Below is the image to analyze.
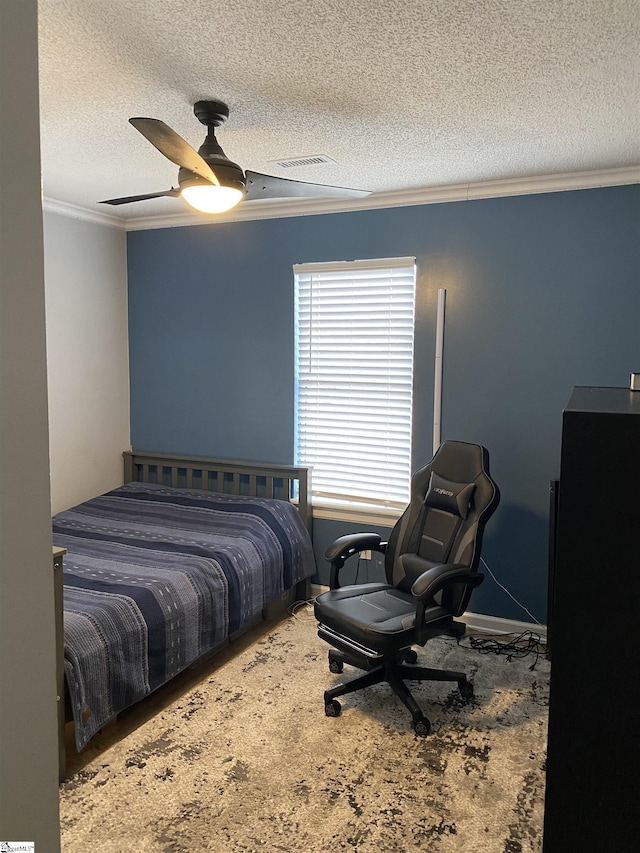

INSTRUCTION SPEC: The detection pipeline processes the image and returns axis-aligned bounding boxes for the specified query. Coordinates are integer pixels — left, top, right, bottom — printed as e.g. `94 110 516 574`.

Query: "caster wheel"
325 699 342 718
459 680 474 701
329 659 344 674
404 649 418 664
413 715 431 736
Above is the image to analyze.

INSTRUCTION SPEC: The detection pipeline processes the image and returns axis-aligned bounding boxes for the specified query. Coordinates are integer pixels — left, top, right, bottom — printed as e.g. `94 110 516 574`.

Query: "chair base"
324 648 474 735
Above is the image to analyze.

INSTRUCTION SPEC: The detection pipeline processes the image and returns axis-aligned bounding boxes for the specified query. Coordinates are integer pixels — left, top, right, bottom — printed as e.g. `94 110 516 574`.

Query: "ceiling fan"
100 100 370 214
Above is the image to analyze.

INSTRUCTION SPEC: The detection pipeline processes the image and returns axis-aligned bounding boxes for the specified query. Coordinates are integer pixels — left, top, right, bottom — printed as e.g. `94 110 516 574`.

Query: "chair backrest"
385 440 500 615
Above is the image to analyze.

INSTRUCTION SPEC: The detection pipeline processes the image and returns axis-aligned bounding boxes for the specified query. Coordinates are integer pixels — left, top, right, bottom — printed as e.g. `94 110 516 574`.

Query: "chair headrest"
424 471 476 519
412 440 497 518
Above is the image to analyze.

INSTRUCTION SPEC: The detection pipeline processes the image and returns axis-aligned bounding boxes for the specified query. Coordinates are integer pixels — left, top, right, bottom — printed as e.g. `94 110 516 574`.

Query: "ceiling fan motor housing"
180 102 246 192
178 158 245 192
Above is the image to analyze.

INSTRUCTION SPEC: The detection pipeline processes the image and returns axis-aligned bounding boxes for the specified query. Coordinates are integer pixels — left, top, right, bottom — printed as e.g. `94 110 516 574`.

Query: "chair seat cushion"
314 583 449 655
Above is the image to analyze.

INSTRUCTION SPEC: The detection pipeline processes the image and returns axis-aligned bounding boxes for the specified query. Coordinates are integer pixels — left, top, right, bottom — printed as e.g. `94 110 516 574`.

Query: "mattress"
53 482 315 749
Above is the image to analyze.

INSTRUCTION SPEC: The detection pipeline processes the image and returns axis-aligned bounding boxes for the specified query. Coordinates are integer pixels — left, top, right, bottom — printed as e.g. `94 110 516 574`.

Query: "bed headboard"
123 450 312 532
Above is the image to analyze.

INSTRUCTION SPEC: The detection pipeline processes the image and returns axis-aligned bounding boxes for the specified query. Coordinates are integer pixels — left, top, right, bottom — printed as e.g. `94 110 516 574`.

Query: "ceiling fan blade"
99 188 181 205
245 171 370 201
129 118 219 185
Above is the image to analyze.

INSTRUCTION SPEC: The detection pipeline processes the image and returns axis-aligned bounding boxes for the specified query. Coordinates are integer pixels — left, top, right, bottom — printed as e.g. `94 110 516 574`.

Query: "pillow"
425 471 476 520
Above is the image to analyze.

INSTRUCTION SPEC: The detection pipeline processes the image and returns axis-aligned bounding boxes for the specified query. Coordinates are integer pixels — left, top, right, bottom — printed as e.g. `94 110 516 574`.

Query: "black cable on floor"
460 630 546 671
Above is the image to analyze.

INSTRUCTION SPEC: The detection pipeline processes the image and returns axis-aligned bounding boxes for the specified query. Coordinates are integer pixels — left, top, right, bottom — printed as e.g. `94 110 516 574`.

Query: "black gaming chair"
314 440 500 735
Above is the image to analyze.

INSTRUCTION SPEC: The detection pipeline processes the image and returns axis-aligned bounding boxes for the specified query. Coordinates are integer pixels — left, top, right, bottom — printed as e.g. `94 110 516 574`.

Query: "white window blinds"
294 257 416 509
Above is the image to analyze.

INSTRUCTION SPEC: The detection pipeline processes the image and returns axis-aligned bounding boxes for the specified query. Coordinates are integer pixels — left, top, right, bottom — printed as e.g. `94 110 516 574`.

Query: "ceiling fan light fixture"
180 180 244 214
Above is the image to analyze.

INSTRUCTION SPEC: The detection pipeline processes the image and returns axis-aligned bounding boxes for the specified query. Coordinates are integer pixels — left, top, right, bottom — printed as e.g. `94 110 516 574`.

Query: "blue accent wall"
127 184 640 622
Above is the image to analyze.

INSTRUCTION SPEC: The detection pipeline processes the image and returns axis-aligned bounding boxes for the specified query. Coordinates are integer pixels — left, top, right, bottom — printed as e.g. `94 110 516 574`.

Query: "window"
294 257 416 515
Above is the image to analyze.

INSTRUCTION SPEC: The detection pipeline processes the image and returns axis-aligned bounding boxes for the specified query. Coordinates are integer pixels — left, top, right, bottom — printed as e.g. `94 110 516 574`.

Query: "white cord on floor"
288 599 316 620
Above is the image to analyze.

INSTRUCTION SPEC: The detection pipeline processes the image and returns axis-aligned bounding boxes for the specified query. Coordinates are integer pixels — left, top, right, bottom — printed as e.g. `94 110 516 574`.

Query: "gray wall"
0 1 61 848
44 211 130 513
127 185 640 625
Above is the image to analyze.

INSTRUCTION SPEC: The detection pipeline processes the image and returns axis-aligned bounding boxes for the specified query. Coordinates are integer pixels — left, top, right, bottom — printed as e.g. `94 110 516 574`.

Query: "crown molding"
43 166 640 232
42 197 126 229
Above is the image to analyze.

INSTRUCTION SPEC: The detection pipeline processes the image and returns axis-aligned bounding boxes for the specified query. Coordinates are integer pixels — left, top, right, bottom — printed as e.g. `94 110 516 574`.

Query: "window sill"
312 500 400 527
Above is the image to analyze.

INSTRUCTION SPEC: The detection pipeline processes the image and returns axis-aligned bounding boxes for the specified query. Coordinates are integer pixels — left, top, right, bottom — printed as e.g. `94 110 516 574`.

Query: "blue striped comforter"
53 482 315 750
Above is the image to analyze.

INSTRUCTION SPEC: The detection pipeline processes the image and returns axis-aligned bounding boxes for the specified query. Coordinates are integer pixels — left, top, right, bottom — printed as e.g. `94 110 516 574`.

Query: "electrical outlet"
361 550 372 560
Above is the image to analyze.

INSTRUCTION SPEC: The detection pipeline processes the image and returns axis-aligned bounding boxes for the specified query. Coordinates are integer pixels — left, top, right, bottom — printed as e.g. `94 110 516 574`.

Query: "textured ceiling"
37 0 640 222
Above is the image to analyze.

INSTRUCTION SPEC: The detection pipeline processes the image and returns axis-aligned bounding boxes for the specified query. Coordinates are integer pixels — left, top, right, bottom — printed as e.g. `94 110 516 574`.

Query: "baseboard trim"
460 611 547 642
310 584 547 642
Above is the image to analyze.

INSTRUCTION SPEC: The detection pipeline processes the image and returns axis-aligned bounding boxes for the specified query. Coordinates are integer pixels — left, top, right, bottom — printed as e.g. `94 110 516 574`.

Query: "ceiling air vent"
267 154 337 169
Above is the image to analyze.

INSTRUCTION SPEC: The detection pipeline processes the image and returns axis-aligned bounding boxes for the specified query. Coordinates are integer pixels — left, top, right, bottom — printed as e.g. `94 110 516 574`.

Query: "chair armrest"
403 556 483 644
402 554 483 602
325 533 385 563
325 533 387 589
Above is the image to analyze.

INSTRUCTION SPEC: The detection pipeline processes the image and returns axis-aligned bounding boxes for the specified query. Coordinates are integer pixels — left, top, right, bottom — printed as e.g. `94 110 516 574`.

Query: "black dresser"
543 386 640 852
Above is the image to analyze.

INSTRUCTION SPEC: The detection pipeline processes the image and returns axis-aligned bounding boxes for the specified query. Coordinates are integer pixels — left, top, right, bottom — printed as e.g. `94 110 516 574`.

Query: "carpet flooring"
59 606 549 852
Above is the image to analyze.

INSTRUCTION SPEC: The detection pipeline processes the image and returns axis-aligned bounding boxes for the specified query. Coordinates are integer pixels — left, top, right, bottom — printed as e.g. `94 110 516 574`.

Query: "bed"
53 450 314 778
